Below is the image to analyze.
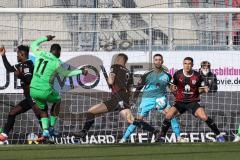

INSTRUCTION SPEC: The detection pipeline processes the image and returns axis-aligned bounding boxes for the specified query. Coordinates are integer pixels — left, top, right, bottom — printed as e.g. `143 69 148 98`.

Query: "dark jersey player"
157 57 225 142
76 53 156 139
0 45 41 143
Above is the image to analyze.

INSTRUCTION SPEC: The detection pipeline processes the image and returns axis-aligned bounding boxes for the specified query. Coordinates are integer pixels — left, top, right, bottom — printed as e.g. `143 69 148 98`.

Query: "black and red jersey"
110 64 133 93
2 55 34 97
170 69 205 103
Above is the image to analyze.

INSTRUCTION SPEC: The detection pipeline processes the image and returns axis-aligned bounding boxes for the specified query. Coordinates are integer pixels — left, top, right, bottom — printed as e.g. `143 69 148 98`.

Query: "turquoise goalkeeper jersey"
140 70 172 98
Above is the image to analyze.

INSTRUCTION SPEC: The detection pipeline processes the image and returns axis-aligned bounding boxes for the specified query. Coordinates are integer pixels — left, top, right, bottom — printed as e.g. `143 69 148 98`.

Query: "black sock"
205 118 220 135
133 119 156 133
3 115 16 135
160 119 171 137
82 112 95 132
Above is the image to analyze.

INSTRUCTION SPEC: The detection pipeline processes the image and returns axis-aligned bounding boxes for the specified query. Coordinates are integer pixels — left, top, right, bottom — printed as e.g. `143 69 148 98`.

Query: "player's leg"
0 99 33 142
158 103 181 142
31 104 42 129
0 105 24 141
120 98 158 143
75 103 108 138
156 96 182 142
134 98 158 133
47 90 61 136
193 104 225 142
119 108 136 143
162 107 183 142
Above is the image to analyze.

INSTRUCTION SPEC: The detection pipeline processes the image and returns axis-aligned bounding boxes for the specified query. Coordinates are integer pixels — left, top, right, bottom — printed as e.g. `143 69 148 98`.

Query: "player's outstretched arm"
0 47 16 72
30 35 55 57
57 65 87 77
108 72 115 86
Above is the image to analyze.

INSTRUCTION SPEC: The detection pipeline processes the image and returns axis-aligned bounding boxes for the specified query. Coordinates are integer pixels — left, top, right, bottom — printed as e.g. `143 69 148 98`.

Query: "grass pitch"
0 143 239 160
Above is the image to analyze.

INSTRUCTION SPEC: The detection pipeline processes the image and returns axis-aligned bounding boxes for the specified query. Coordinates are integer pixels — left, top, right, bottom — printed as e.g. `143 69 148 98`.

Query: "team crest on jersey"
192 80 196 85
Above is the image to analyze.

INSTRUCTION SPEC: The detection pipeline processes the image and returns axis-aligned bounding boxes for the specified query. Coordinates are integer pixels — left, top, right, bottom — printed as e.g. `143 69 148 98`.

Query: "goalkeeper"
30 35 87 142
119 54 183 143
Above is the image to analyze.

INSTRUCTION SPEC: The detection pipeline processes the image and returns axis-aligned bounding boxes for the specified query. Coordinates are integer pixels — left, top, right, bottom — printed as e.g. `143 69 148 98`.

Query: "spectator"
199 61 218 92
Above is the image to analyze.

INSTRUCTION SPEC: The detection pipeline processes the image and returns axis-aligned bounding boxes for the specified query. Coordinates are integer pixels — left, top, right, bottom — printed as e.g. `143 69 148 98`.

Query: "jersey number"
36 58 48 75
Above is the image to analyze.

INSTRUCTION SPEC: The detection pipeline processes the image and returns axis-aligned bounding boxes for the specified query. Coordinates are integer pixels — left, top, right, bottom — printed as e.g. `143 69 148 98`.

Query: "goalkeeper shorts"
30 87 61 109
138 96 170 117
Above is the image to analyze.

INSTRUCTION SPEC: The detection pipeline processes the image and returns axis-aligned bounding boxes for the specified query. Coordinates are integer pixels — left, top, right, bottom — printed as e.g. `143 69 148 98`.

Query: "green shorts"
30 87 61 109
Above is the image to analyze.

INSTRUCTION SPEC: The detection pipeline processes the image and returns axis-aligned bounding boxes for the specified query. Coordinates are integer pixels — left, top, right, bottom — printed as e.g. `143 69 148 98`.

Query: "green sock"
238 125 240 136
41 118 49 130
50 116 57 127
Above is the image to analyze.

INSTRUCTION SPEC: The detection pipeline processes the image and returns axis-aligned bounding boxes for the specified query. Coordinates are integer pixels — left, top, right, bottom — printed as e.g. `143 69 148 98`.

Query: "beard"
154 64 162 69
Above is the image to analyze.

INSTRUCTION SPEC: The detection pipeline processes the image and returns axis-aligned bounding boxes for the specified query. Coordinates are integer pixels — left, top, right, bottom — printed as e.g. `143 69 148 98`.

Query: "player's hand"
14 68 23 76
199 86 209 93
0 46 6 56
204 86 209 93
46 35 55 41
82 68 88 76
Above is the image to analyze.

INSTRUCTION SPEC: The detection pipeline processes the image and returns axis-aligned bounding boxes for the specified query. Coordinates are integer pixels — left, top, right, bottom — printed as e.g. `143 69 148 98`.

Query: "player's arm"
22 61 34 85
0 47 18 72
30 35 55 57
56 65 87 77
133 74 147 100
169 72 178 92
107 65 117 86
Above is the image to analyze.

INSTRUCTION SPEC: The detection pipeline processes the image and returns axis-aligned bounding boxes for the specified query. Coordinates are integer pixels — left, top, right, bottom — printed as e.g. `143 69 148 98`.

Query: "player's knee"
126 114 134 124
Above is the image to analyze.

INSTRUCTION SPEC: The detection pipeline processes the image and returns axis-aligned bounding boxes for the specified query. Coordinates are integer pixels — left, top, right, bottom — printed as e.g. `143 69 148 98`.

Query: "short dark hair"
184 57 194 64
50 44 61 52
153 54 163 59
117 53 128 63
17 45 29 57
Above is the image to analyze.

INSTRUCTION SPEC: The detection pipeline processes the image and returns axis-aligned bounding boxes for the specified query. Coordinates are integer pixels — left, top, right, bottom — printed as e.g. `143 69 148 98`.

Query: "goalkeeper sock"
41 117 49 130
237 125 240 136
50 116 57 127
161 119 171 137
171 117 180 138
123 124 137 141
83 112 95 132
205 118 220 135
3 115 15 135
133 119 156 133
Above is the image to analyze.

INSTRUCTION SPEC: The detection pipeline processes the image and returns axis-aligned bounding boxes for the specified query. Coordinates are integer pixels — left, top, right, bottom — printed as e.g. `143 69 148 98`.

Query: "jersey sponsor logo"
183 84 193 94
24 68 30 73
192 80 196 85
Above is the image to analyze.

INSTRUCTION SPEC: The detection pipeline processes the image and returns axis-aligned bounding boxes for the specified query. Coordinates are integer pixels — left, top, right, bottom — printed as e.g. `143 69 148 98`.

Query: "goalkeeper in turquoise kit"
30 35 87 142
119 54 184 143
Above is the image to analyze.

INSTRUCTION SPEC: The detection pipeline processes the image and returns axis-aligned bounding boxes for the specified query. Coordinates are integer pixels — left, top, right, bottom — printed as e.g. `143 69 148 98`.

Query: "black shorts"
103 91 130 112
17 96 36 112
173 101 202 115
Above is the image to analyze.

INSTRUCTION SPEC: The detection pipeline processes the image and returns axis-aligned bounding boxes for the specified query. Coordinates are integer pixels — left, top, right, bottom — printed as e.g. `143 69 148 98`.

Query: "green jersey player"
30 35 87 142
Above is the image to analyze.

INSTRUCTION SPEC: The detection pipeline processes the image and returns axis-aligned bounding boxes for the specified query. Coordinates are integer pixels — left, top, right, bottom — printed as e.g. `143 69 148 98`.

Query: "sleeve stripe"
24 73 32 76
13 65 18 71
